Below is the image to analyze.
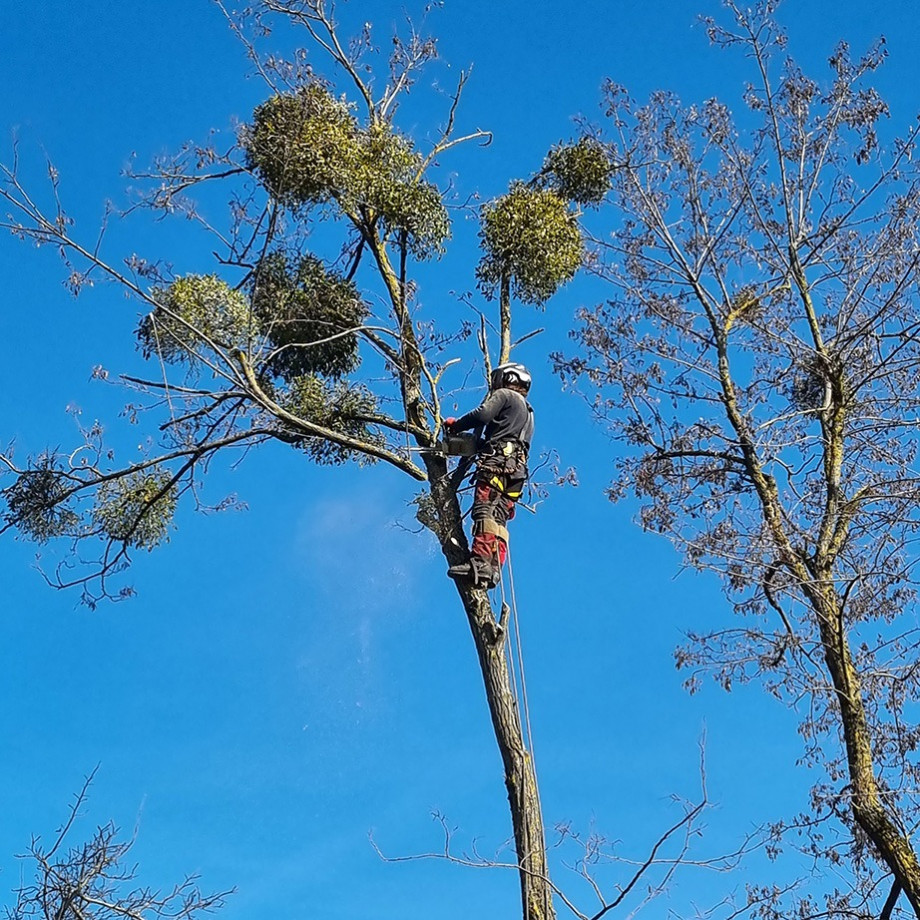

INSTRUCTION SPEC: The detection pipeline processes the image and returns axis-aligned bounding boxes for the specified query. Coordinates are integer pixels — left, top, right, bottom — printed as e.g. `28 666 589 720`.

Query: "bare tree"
7 773 229 920
370 753 749 920
557 1 920 916
0 3 619 918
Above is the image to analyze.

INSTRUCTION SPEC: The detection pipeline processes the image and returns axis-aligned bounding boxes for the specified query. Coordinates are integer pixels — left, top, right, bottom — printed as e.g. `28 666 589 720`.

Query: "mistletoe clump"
3 458 79 543
247 89 449 258
246 84 359 206
139 274 253 364
544 137 613 207
281 375 384 465
346 125 449 258
477 184 583 305
251 252 368 381
92 469 177 549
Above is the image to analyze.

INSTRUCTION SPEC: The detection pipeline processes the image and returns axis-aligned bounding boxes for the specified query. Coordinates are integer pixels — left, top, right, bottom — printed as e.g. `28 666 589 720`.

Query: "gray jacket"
452 388 534 451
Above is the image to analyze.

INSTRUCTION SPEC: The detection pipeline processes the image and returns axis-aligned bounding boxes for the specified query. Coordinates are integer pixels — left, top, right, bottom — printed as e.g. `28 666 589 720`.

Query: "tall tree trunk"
815 592 920 915
465 597 553 920
427 459 556 920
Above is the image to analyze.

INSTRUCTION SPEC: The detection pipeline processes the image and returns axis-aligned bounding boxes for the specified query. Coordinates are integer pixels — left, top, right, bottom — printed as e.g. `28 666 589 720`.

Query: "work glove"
443 417 457 430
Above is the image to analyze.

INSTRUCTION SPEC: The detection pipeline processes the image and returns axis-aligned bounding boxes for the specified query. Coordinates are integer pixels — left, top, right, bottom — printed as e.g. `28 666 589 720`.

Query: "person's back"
453 386 534 452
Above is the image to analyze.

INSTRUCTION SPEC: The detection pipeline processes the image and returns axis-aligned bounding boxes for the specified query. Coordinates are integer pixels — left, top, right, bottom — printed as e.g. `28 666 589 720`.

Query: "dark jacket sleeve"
452 392 505 432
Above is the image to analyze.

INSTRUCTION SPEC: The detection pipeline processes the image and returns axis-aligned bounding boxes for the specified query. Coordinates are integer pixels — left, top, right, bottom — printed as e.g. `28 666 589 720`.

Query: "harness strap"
474 519 510 542
481 438 528 456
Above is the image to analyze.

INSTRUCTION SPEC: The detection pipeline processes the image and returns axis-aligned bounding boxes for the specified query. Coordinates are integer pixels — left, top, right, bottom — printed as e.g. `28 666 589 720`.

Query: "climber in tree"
444 362 534 589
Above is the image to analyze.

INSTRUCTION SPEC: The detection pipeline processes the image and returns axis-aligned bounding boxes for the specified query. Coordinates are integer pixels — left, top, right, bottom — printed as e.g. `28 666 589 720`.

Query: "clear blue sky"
2 3 919 918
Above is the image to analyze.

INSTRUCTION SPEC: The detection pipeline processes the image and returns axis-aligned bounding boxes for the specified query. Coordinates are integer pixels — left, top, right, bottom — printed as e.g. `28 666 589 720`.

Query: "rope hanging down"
498 550 550 919
497 550 545 827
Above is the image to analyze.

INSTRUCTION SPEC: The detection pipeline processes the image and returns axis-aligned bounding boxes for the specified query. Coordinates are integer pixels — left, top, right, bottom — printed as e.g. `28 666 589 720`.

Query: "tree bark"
468 598 553 920
499 271 512 365
813 592 920 915
427 459 556 920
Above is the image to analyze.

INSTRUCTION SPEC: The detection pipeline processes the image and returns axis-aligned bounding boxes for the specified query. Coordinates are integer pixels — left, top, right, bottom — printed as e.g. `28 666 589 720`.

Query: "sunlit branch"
234 349 427 479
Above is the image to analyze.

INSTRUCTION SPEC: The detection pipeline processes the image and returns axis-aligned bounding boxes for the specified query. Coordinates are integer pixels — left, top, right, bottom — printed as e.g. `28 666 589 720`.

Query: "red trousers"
470 480 517 567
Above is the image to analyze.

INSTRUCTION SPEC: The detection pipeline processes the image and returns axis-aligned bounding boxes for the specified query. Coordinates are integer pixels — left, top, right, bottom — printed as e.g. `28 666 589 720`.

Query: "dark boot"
448 562 474 581
448 557 500 589
478 563 501 590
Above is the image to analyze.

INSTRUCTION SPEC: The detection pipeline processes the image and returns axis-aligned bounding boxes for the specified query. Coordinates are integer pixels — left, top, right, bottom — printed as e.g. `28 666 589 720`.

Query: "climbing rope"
505 548 543 808
506 547 538 775
500 547 550 918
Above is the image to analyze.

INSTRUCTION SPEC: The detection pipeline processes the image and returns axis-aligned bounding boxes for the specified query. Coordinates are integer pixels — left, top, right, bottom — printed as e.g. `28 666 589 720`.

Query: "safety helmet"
490 362 532 394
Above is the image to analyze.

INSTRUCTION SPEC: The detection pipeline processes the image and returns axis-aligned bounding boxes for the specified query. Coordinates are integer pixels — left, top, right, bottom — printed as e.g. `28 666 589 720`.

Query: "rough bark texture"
427 458 555 920
468 597 552 920
815 594 920 914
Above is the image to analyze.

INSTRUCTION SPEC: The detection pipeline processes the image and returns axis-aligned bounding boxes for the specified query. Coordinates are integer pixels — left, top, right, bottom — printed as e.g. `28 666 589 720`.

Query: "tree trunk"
815 593 920 915
461 586 553 920
427 460 556 920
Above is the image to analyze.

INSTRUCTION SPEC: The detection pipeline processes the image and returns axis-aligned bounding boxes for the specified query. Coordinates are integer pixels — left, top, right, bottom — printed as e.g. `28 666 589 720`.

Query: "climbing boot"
470 556 500 589
448 558 500 589
448 562 474 581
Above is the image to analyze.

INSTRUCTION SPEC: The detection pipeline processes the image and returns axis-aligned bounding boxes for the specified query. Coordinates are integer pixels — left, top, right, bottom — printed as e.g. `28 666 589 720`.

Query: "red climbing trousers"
469 443 527 581
470 478 517 567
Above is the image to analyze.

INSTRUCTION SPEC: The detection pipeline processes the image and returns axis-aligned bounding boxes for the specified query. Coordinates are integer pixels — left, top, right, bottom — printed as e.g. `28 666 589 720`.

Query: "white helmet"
490 362 532 394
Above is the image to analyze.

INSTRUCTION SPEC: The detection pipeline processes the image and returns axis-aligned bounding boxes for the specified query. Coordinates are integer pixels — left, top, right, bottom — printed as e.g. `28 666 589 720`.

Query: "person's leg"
449 477 505 587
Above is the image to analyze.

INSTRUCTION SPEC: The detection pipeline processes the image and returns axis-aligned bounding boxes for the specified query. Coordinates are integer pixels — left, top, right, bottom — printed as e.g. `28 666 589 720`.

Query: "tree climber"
443 362 534 589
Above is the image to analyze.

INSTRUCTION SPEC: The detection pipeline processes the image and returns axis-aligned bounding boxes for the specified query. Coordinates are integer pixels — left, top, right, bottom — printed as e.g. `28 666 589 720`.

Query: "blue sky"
2 2 920 918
